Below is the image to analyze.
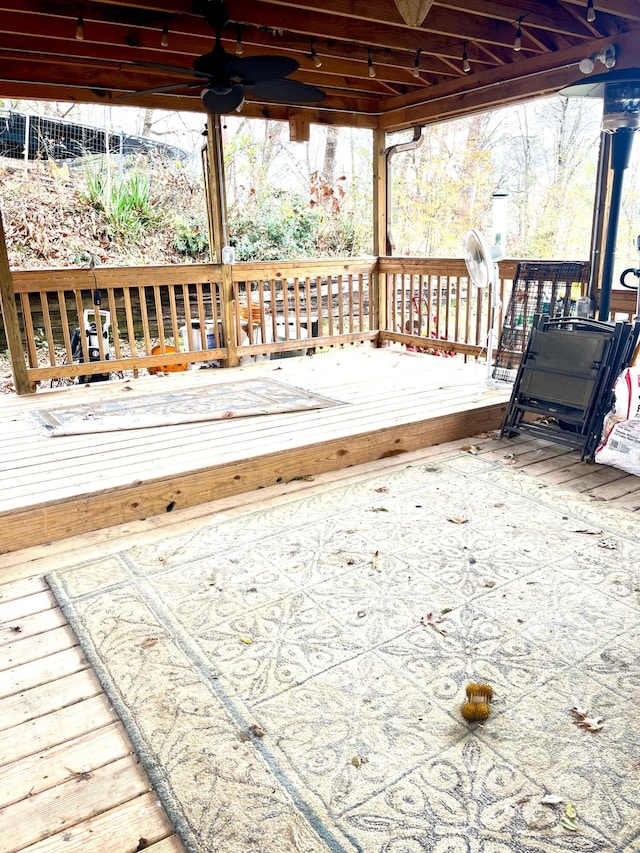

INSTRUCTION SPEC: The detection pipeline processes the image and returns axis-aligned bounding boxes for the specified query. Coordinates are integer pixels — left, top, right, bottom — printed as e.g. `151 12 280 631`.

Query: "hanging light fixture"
75 7 84 40
412 48 421 78
161 19 169 48
368 48 376 78
462 42 471 74
310 38 322 68
513 17 523 52
235 27 243 55
586 0 596 22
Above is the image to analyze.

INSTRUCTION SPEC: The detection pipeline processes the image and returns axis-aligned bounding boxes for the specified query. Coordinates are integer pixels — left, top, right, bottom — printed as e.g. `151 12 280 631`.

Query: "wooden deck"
1 424 640 853
0 346 510 554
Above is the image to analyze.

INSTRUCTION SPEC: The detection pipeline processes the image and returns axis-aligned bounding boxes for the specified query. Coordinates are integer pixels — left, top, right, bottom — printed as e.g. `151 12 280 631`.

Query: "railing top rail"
233 257 377 280
11 263 223 292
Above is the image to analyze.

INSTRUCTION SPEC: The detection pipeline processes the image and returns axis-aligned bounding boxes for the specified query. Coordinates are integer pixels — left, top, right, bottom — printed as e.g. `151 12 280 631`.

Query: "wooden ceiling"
0 1 638 131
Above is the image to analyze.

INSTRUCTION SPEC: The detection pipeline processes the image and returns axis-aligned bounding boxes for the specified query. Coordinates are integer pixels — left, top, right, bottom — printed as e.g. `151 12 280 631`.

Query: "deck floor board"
0 349 510 547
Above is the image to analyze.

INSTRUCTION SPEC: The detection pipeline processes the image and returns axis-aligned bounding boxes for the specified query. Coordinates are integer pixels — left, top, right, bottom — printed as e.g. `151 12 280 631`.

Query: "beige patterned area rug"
46 453 640 853
29 377 341 435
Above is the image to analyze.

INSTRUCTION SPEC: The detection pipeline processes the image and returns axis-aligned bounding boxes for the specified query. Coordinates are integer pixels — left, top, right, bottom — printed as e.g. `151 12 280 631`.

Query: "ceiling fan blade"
118 80 203 100
201 83 244 114
248 78 326 104
225 55 299 83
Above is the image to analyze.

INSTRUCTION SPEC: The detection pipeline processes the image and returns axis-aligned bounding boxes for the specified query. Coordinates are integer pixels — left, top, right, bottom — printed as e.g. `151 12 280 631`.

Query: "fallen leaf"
565 803 577 819
370 506 389 512
371 550 380 571
420 612 447 635
249 723 265 738
598 539 617 550
541 794 564 805
447 516 469 525
569 705 590 719
140 636 158 648
560 816 578 832
574 716 604 732
374 486 389 493
461 444 481 455
240 637 253 645
572 528 602 535
351 755 361 768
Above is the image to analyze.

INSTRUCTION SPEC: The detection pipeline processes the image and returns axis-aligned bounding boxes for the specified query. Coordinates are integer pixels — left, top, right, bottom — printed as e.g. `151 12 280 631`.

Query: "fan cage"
493 262 589 382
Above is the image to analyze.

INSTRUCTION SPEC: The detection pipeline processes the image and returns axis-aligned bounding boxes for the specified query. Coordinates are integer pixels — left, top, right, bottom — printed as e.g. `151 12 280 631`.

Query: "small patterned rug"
28 377 341 435
46 452 640 853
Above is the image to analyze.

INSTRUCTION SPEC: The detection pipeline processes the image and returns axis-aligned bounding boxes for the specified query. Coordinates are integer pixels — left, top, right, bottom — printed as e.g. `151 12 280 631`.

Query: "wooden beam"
288 111 310 142
372 128 387 333
0 206 32 395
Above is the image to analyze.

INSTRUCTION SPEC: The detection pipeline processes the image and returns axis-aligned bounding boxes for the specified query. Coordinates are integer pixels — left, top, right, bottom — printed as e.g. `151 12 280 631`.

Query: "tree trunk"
323 126 339 184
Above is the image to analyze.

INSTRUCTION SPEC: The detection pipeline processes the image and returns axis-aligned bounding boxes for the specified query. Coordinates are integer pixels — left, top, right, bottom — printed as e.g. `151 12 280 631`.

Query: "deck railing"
378 257 519 357
4 256 637 393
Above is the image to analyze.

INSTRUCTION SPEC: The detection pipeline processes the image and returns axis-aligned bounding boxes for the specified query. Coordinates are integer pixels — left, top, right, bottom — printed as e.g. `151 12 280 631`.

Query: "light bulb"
514 25 522 52
235 30 243 55
586 0 596 22
309 39 322 68
75 11 84 40
161 21 169 48
462 43 470 74
368 50 376 78
579 56 595 74
412 49 421 77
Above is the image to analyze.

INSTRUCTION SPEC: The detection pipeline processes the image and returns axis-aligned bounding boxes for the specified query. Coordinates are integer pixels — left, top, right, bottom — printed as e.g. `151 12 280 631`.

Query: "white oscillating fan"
463 227 503 386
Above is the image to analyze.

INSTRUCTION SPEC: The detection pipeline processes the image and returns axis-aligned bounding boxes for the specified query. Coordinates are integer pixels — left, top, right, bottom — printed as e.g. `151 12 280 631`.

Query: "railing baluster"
151 284 165 350
123 287 138 356
138 286 152 355
57 291 73 364
40 292 56 366
168 285 180 350
294 276 302 339
107 288 122 360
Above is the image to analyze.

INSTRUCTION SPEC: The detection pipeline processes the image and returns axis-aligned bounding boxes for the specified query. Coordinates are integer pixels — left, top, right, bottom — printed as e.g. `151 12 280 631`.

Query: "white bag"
610 366 640 419
594 417 640 476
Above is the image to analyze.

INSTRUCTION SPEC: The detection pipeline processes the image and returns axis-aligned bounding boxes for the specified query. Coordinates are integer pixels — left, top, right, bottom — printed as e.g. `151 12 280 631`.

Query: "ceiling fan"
130 0 326 114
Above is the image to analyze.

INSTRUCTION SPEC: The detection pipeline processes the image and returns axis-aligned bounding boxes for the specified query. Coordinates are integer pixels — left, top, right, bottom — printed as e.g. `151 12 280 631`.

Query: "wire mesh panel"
493 262 589 382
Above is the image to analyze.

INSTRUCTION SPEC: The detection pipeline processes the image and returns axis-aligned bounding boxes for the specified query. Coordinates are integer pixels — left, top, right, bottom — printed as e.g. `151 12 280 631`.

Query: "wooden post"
221 263 239 367
288 112 310 143
372 127 388 338
0 207 33 394
204 116 239 367
205 114 227 264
